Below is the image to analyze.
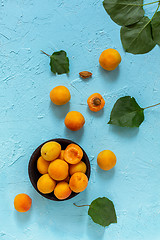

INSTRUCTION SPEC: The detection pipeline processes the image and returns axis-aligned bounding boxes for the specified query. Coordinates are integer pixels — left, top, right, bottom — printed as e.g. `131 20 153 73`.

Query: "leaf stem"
143 1 159 6
41 50 51 57
73 203 90 207
143 102 160 110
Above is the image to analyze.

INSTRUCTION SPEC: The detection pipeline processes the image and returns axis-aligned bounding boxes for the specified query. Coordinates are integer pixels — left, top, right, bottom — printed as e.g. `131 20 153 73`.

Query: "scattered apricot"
37 156 50 174
48 159 69 181
14 193 32 212
99 49 121 71
69 172 88 193
64 144 83 164
87 93 105 112
97 150 116 171
50 86 71 105
59 150 65 160
69 161 87 175
37 174 56 194
54 181 72 200
64 111 85 131
41 141 61 161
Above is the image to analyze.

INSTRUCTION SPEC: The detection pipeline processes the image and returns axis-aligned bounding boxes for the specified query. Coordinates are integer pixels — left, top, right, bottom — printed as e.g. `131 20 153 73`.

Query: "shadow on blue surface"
86 218 105 240
87 107 104 118
96 165 115 181
49 102 70 119
98 65 120 82
108 125 139 138
14 209 32 225
64 127 84 141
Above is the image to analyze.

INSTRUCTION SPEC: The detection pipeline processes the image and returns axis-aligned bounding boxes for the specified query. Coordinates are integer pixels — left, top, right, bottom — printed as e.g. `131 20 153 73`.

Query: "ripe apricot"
41 141 61 161
37 156 50 174
14 193 32 212
69 161 87 175
97 150 116 171
50 86 71 105
99 49 121 71
64 111 85 131
69 172 88 193
37 174 56 194
64 144 83 164
48 159 69 181
59 150 65 160
87 93 105 112
54 181 72 200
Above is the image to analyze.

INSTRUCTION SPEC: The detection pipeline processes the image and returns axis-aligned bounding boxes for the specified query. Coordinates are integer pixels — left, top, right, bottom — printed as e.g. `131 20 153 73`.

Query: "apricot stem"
41 50 51 57
93 98 101 106
73 203 90 207
143 102 160 110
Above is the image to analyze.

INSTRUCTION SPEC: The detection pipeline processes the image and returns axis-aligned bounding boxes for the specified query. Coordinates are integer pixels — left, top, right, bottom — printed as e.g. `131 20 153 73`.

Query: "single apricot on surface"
99 49 121 71
41 141 61 161
59 150 65 160
54 181 72 200
37 156 50 174
69 161 87 175
64 111 85 131
37 174 56 194
64 144 83 164
97 150 116 171
69 172 88 193
48 159 69 181
87 93 105 112
50 86 71 105
14 193 32 212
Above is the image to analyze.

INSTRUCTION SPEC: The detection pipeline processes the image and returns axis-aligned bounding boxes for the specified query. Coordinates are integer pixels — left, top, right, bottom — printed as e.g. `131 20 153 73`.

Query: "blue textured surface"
1 0 160 239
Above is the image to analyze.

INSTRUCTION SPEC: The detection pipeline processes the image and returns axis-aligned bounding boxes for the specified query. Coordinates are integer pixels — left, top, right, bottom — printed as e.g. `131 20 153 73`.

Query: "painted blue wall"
0 0 160 239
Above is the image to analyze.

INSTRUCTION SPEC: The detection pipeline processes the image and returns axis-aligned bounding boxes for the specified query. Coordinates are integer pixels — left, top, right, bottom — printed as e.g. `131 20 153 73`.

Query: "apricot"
48 159 69 181
64 111 85 131
97 150 116 171
59 150 65 160
69 161 87 175
54 181 72 200
41 141 61 161
14 193 32 212
87 93 105 112
37 174 56 194
64 144 83 164
99 49 121 71
37 156 50 174
50 86 71 105
69 172 88 193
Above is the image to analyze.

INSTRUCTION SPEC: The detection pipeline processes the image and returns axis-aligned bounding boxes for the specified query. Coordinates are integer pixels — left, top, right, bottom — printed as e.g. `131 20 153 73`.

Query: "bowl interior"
28 138 91 201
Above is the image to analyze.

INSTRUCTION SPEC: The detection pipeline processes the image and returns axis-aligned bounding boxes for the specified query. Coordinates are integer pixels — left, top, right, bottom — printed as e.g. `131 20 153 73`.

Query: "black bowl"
28 138 91 201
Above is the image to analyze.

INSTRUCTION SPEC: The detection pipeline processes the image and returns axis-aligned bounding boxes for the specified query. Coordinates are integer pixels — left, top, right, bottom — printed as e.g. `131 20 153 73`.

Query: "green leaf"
103 0 145 26
88 197 117 227
108 96 144 127
121 16 156 54
151 11 160 46
50 50 69 74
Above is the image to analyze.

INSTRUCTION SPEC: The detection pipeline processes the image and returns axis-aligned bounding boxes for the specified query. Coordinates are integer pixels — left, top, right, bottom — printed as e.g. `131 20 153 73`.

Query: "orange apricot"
37 156 50 174
54 181 72 200
48 159 69 181
99 49 121 71
50 86 71 105
64 111 85 131
37 174 56 194
87 93 105 112
69 172 88 193
59 150 65 160
64 144 83 164
41 141 61 161
69 161 87 175
97 150 116 171
14 193 32 212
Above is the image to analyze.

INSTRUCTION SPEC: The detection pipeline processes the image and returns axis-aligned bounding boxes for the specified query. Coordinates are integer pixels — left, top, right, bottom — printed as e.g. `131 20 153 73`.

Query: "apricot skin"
64 144 83 164
54 181 72 200
50 86 71 105
14 193 32 213
48 159 69 181
41 141 61 161
69 161 87 175
99 49 121 71
37 174 56 194
59 150 65 160
37 156 50 174
97 150 116 171
69 172 88 193
64 111 85 131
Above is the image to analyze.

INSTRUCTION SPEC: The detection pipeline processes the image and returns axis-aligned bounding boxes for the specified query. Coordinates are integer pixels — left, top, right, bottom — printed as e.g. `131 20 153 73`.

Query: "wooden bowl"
28 138 91 201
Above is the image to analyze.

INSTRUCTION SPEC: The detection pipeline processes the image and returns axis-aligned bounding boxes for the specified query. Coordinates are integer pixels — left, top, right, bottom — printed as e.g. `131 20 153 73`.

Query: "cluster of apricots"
36 141 88 200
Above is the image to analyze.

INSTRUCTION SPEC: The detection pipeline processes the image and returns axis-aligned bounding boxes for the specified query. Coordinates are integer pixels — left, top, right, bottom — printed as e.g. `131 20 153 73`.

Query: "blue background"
1 0 160 239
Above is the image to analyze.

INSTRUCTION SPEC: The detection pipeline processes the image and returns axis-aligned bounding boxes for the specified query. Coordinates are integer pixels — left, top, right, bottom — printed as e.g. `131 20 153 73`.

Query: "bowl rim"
28 138 91 201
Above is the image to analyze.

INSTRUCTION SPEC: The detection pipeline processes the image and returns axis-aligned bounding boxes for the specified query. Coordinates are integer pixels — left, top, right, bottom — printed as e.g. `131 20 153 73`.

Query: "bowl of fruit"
28 138 90 201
